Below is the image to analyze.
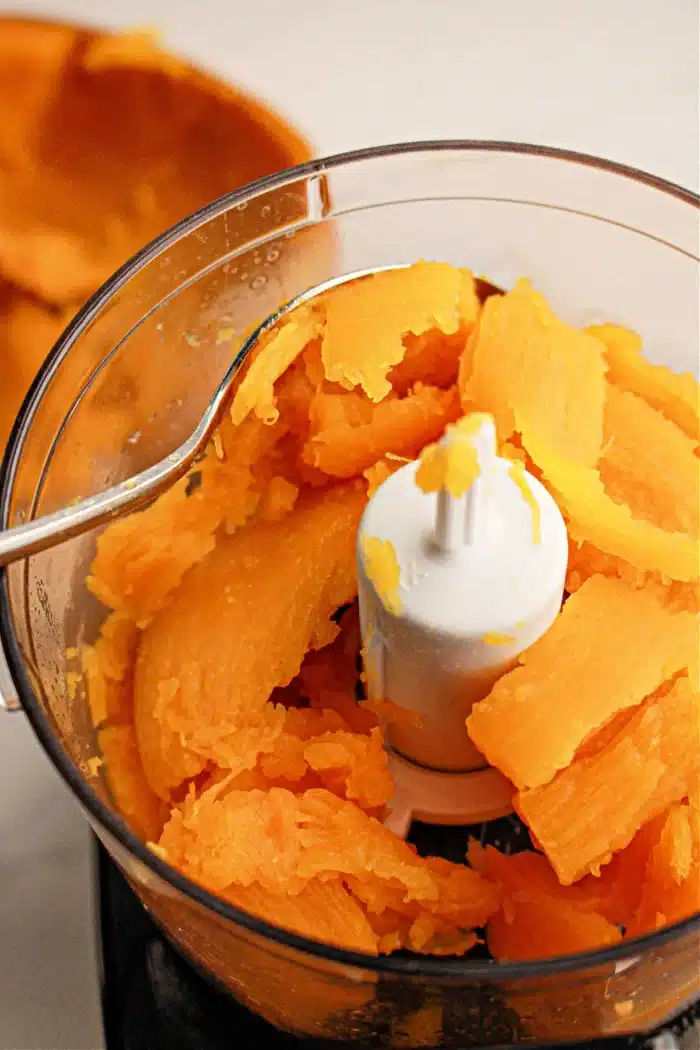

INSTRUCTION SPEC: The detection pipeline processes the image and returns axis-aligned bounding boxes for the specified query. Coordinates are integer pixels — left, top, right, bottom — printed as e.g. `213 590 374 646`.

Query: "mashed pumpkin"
84 263 700 961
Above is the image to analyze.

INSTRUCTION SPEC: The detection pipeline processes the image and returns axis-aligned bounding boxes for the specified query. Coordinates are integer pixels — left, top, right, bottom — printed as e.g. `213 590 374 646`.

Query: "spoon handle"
0 444 194 568
0 271 503 569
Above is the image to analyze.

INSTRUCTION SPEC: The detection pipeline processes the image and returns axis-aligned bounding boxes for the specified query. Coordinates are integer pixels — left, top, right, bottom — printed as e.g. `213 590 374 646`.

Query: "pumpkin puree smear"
82 262 699 962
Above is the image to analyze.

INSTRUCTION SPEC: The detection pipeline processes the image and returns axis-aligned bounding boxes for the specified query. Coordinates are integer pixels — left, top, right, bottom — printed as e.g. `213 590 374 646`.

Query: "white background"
0 2 698 1048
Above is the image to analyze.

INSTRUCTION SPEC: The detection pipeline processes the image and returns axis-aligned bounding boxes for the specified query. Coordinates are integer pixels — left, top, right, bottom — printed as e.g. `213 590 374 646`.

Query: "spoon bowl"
0 270 502 568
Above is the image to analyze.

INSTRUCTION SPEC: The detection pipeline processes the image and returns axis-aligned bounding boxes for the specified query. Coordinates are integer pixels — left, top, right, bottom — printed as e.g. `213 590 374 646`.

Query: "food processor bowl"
1 142 698 1048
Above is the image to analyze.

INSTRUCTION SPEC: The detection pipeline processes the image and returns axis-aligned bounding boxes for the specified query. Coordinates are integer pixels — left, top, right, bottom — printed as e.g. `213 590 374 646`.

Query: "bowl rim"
1 139 698 984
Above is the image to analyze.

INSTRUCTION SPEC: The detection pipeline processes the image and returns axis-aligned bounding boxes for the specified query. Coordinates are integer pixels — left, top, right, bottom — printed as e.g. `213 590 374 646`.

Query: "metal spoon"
0 268 501 568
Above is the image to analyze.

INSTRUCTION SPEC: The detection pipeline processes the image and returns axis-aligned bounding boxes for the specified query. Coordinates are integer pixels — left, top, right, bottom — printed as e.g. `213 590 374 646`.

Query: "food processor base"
95 837 699 1050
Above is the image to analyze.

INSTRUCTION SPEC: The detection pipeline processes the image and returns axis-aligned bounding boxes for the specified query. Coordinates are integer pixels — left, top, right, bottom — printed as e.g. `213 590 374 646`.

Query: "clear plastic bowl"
1 142 698 1047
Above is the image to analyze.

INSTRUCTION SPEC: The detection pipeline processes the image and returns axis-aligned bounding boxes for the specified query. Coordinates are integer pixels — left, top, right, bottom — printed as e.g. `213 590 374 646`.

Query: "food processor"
0 142 698 1048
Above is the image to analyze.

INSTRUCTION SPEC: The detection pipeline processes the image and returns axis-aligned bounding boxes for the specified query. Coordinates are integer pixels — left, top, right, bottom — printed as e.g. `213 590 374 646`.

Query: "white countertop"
1 2 698 1047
